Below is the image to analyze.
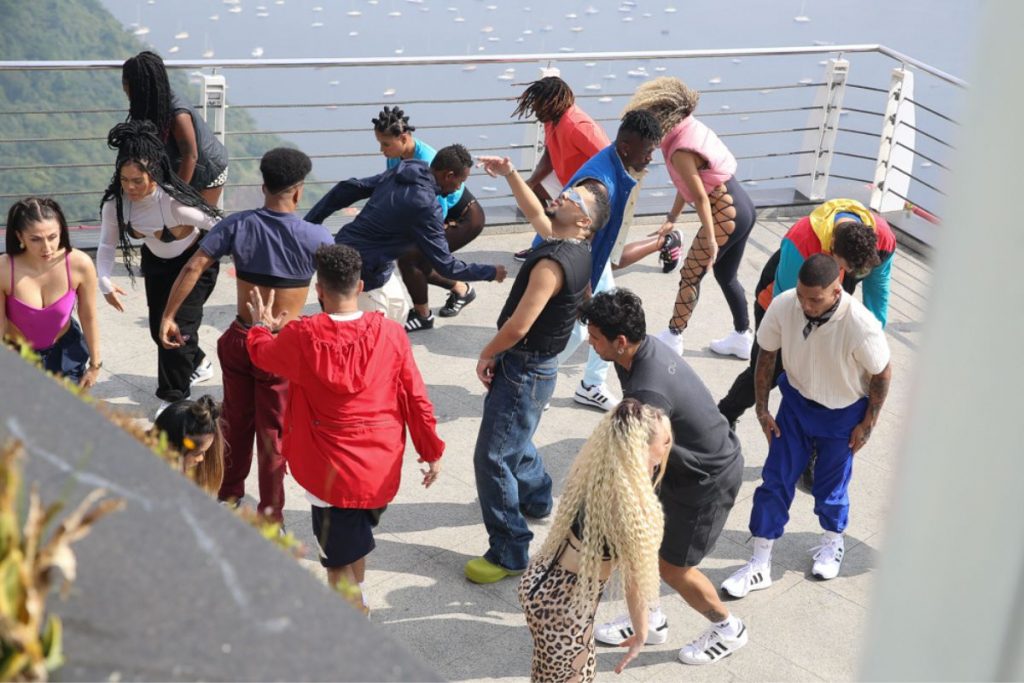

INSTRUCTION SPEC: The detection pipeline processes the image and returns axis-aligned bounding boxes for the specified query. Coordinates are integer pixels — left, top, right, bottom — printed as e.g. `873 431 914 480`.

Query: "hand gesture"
103 285 127 313
614 634 645 674
756 409 781 445
246 289 288 331
477 156 514 179
160 317 188 349
476 356 496 390
493 265 508 283
849 420 872 454
419 458 441 488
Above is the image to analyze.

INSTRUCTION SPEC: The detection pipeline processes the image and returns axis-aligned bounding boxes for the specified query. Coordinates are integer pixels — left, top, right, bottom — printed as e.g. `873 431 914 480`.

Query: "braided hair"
153 394 225 495
122 51 175 140
372 106 415 137
511 76 575 124
100 120 220 281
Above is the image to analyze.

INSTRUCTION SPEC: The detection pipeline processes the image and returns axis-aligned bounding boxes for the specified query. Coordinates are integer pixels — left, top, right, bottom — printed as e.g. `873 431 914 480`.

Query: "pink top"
661 116 737 203
5 253 77 350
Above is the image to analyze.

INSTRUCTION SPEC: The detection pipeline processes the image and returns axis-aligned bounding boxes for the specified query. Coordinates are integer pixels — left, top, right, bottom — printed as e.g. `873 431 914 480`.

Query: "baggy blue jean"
473 348 559 571
749 373 868 539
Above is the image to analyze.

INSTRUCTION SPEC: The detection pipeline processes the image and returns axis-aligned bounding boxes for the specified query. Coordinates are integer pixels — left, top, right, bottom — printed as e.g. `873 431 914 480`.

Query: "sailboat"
794 0 810 22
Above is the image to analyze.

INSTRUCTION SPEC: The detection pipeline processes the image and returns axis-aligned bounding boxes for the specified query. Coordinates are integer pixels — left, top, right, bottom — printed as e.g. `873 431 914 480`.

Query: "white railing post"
199 72 227 208
870 67 916 212
795 58 849 201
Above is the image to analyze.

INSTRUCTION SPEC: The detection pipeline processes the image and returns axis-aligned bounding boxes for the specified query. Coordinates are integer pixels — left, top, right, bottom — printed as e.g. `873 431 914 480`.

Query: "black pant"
141 242 219 401
713 176 757 332
718 249 782 425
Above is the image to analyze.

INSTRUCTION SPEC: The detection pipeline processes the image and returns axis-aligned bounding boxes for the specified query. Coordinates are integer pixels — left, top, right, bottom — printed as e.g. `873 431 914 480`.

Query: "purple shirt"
201 208 333 287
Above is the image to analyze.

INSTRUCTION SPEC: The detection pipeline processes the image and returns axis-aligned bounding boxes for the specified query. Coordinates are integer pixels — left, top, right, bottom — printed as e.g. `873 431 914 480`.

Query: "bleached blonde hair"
623 76 701 138
537 399 669 613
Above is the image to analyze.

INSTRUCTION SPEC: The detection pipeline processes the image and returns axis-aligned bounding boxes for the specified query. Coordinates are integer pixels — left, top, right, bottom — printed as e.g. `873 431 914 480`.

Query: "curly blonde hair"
537 399 669 613
623 77 701 138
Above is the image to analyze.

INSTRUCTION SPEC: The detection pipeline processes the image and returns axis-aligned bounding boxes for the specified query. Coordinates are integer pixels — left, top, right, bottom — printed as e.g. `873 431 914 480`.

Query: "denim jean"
473 348 559 571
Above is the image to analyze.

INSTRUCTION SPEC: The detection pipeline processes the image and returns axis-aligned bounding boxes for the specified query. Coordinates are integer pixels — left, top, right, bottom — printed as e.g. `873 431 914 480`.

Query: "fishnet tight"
669 184 738 332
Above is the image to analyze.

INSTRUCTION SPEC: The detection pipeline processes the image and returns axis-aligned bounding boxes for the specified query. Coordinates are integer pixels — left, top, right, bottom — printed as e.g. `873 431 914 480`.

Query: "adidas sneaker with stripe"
678 620 749 666
720 560 773 598
594 608 669 646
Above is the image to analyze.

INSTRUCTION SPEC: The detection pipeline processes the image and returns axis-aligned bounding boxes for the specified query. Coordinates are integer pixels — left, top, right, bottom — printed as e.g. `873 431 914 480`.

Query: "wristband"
88 360 103 371
253 321 272 330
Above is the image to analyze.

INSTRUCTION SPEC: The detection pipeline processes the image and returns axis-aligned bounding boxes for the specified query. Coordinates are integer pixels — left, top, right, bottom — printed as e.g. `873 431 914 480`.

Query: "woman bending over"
626 77 757 358
518 399 671 681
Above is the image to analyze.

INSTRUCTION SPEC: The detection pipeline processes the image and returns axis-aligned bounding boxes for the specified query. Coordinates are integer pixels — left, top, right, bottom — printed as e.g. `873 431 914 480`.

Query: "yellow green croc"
464 557 524 584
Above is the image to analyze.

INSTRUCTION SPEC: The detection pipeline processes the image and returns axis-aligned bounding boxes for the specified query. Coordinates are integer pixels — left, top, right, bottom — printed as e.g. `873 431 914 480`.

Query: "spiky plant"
0 440 124 681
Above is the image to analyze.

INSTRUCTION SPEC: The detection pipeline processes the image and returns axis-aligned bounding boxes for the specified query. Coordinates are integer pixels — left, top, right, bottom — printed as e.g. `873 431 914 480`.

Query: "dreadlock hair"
372 106 415 137
122 51 175 140
833 221 882 274
537 398 668 614
5 197 71 256
511 76 575 124
100 120 220 281
153 394 225 496
619 109 663 144
623 76 701 137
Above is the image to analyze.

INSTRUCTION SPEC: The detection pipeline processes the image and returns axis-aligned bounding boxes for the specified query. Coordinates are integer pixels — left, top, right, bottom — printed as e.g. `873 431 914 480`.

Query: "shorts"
444 188 477 225
38 317 90 384
357 269 411 323
310 505 386 568
659 455 743 567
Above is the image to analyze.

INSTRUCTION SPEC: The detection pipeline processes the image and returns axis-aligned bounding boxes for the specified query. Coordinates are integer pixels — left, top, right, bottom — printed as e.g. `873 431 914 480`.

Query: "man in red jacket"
246 244 444 612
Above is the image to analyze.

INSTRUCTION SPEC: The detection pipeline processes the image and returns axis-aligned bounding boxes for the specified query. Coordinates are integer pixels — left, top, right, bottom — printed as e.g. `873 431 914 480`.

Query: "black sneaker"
513 247 533 262
439 285 477 318
660 230 683 273
404 310 435 333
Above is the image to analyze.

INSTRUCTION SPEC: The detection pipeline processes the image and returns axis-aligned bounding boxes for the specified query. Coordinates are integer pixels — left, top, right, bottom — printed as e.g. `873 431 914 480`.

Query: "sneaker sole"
721 575 772 599
708 345 751 361
595 621 669 646
573 394 616 411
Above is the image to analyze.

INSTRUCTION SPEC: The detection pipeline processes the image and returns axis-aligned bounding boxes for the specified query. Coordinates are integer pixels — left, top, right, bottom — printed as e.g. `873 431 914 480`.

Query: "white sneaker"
594 608 669 646
721 560 773 598
654 328 684 356
811 533 845 580
189 359 214 386
709 329 754 360
678 620 749 666
573 382 620 411
154 400 173 420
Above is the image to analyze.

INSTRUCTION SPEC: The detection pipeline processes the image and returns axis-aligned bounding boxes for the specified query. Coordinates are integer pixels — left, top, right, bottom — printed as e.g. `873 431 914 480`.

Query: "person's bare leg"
616 235 665 269
659 558 731 622
201 185 224 208
327 557 368 612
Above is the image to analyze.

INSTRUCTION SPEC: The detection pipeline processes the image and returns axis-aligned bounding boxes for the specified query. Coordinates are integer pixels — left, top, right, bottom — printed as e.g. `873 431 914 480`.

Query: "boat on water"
168 45 179 53
174 31 189 39
709 76 722 84
202 49 214 57
627 68 649 78
347 10 362 16
598 96 612 103
462 65 477 72
252 47 264 57
584 83 601 91
311 20 323 27
133 26 150 36
228 6 241 13
383 88 396 97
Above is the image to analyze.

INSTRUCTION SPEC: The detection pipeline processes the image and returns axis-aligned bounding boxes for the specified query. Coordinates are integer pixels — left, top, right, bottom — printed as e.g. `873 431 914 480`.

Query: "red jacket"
247 311 444 508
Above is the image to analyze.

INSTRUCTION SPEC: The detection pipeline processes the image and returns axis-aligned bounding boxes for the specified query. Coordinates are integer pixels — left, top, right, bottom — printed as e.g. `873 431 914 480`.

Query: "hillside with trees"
0 0 299 229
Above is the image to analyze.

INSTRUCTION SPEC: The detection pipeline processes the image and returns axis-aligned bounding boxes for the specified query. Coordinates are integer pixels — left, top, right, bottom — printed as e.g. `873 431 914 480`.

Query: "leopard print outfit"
518 553 608 683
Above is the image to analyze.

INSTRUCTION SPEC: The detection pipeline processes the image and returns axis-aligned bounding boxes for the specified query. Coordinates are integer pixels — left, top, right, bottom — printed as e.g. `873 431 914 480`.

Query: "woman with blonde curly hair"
625 77 757 360
518 398 672 681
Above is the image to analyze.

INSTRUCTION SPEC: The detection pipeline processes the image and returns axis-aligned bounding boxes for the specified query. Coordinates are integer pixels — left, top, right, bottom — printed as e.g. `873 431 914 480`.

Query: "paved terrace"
89 212 929 682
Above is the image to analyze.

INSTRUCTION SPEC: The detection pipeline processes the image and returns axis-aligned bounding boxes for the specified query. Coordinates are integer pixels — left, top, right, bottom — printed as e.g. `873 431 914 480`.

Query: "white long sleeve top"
97 186 218 294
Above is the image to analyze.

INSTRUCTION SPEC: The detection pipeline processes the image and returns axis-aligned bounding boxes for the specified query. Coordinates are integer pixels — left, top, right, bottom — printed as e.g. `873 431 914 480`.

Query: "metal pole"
795 58 849 201
199 72 227 209
869 67 916 212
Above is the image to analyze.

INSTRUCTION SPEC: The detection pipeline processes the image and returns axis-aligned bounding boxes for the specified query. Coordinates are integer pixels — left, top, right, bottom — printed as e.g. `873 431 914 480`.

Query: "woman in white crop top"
98 121 221 414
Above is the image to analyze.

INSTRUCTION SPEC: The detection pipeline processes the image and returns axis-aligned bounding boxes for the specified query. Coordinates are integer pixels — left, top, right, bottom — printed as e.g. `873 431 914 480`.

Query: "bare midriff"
234 279 312 327
556 532 615 579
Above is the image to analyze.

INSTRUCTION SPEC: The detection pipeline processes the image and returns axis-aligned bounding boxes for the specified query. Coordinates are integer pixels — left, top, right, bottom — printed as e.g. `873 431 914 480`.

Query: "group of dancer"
0 50 898 681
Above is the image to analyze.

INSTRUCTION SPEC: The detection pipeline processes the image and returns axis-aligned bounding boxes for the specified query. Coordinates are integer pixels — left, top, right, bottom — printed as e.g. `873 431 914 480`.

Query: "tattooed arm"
754 347 781 444
849 362 892 453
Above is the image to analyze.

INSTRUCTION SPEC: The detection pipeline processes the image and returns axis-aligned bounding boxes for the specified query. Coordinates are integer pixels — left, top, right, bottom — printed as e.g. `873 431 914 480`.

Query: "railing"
0 44 966 244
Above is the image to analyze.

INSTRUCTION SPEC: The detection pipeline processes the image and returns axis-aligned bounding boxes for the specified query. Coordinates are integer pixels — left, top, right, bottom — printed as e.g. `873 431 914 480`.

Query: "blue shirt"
385 138 465 217
200 208 332 287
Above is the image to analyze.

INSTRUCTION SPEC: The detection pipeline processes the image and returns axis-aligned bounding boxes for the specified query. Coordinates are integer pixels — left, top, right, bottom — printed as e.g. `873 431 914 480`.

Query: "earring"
18 242 25 249
616 347 624 355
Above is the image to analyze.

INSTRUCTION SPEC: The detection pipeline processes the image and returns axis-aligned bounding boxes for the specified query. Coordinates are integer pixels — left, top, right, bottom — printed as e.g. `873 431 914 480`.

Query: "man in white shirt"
721 254 892 596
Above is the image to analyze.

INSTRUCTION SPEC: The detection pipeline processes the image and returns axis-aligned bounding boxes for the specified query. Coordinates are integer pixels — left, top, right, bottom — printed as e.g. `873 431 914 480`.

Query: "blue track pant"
749 373 868 539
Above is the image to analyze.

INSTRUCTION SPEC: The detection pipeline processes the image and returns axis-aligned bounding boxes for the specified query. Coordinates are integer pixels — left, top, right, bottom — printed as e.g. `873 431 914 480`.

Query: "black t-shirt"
616 337 742 503
497 239 591 356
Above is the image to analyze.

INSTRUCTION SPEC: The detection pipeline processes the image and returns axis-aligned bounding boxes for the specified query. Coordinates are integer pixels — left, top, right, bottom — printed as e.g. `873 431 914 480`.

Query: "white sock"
359 582 368 608
714 613 742 638
752 537 774 565
823 530 843 543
